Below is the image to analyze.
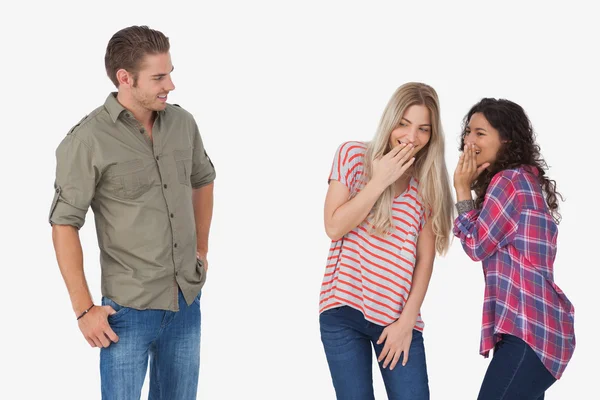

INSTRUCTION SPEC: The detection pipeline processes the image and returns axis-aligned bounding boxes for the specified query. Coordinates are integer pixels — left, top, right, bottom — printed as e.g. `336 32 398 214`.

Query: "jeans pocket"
196 257 207 289
323 305 345 315
102 296 132 322
410 329 425 346
193 290 202 305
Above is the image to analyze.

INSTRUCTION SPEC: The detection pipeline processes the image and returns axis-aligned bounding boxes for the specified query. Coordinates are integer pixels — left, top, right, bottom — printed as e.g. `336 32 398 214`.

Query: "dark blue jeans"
320 306 429 400
100 290 201 400
478 334 557 400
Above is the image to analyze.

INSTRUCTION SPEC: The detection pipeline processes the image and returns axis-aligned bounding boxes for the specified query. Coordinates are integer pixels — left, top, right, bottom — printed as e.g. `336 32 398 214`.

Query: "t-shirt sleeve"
328 142 365 193
419 205 432 232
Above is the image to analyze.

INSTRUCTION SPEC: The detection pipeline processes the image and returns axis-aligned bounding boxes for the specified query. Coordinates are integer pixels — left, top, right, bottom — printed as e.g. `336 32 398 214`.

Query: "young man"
50 25 215 399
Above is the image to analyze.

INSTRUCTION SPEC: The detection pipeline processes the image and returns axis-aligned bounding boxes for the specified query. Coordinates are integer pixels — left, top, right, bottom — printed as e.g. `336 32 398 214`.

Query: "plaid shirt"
453 166 575 379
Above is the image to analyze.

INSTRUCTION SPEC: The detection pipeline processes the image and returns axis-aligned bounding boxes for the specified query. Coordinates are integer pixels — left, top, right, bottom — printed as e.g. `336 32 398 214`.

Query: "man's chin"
151 102 168 111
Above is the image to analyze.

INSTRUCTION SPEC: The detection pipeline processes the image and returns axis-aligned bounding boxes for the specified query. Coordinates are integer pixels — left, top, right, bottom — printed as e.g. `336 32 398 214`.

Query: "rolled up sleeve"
190 121 216 189
452 175 521 261
49 135 97 229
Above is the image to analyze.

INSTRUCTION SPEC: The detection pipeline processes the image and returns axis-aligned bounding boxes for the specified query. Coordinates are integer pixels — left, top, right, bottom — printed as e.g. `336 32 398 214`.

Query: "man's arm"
52 224 118 348
189 117 215 267
193 182 214 269
50 133 117 347
52 224 93 317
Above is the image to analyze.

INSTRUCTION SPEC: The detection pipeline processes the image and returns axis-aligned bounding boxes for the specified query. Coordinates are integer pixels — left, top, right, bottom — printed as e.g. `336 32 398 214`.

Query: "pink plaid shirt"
453 166 575 379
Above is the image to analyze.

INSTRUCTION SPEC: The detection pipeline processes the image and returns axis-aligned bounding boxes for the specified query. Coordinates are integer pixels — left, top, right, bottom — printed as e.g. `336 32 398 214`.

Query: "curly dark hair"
459 98 563 223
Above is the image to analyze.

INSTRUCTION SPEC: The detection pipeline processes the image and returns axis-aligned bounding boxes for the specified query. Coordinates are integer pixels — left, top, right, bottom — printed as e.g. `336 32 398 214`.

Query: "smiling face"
463 112 503 167
116 52 176 115
129 52 175 112
388 104 432 156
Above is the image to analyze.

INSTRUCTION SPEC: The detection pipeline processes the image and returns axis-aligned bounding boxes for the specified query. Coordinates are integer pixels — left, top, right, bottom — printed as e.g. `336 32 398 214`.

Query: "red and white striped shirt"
319 141 427 329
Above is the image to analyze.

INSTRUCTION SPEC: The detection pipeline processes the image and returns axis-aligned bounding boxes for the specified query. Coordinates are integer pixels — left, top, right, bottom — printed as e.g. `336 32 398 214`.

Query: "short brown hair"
105 25 170 87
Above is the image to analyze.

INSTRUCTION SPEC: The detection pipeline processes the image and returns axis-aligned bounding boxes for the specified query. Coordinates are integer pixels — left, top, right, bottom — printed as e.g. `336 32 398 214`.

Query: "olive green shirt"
49 93 216 311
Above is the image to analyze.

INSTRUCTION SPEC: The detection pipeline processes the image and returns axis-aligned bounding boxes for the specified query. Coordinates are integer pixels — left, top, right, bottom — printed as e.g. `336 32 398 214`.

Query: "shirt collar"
104 92 127 123
522 164 540 177
104 92 166 123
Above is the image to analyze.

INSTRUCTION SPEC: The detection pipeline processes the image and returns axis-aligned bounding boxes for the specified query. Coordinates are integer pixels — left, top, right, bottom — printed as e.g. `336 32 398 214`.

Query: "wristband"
76 304 95 321
455 199 475 214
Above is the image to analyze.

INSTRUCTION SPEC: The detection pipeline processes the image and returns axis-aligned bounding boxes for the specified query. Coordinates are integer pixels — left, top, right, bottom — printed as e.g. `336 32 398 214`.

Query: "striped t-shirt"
319 141 427 329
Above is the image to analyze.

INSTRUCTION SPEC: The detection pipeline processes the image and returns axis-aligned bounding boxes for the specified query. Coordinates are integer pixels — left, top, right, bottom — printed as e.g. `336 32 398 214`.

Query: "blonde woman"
319 82 453 399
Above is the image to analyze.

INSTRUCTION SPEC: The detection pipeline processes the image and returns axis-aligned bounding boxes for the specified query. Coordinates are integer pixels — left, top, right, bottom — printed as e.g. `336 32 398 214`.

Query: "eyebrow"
466 126 487 132
151 66 175 78
402 117 431 127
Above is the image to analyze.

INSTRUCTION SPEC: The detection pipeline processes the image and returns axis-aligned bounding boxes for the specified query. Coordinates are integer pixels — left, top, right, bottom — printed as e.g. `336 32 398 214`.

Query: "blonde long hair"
364 83 453 255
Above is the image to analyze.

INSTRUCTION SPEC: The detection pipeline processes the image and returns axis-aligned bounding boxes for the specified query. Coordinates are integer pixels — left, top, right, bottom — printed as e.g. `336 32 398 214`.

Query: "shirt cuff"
191 169 216 189
453 209 478 238
49 188 87 229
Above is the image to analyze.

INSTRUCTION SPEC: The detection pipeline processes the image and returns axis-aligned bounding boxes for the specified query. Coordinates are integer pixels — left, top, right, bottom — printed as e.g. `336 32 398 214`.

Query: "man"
50 25 215 399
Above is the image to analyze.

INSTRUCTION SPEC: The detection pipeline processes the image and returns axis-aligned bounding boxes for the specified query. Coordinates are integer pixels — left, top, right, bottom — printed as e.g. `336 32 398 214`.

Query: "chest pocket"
103 159 152 200
174 149 192 186
398 223 419 269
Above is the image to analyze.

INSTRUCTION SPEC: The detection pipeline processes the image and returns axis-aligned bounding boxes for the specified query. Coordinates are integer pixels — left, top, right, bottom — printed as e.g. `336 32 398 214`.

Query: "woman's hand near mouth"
453 143 490 201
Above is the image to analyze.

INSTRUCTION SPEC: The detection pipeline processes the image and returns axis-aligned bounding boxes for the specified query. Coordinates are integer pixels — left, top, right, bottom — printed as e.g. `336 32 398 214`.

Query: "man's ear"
116 69 134 88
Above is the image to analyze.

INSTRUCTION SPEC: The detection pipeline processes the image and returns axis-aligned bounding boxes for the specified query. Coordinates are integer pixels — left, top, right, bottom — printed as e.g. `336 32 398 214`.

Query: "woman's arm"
376 218 435 370
453 175 521 261
400 218 435 324
453 144 521 261
324 179 386 240
324 143 416 240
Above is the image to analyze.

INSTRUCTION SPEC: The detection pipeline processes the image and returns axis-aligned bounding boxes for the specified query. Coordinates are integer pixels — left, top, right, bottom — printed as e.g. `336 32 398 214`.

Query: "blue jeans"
100 290 201 400
320 306 430 400
478 334 556 400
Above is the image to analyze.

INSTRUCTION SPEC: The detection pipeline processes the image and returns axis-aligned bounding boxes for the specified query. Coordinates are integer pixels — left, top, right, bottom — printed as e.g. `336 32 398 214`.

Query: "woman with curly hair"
453 98 575 399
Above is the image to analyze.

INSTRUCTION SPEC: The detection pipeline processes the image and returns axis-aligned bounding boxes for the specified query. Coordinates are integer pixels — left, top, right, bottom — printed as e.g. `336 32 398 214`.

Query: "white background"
1 1 598 399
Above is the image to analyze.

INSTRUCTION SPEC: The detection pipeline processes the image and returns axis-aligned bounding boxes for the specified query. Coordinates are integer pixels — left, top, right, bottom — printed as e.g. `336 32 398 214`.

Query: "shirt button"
164 184 167 189
170 213 174 218
140 129 144 134
125 113 130 118
174 243 178 248
55 188 60 193
156 156 160 161
467 234 472 238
